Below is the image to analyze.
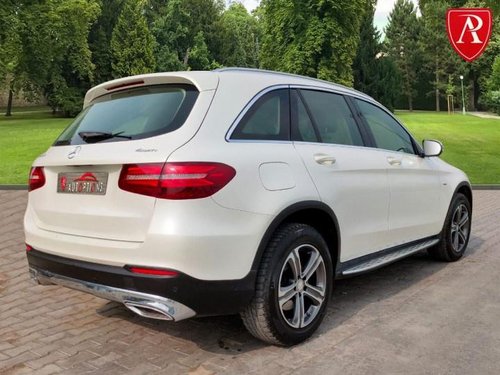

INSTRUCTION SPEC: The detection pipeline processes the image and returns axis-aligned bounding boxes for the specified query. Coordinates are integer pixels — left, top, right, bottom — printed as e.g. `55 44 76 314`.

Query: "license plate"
57 172 108 195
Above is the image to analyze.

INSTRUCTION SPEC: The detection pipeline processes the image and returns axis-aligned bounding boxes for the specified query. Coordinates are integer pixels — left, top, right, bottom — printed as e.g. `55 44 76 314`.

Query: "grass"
0 107 499 185
397 111 500 184
0 108 71 185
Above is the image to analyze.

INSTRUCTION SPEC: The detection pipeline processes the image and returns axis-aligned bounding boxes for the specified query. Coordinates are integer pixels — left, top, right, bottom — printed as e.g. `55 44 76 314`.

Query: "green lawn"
0 109 71 185
0 108 499 185
397 111 500 184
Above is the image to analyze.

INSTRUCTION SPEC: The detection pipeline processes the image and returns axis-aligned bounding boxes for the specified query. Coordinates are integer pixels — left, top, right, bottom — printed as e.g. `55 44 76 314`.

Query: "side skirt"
336 235 440 278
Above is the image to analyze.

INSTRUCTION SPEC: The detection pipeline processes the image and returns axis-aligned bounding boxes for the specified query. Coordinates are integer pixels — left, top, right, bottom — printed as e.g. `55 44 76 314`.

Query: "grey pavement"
1 190 499 374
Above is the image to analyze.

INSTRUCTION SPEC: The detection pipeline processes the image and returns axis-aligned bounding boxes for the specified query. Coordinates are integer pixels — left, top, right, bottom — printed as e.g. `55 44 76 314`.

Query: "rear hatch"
28 73 218 242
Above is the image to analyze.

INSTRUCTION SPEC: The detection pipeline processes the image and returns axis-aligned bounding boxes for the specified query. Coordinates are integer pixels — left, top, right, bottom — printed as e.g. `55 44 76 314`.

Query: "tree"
152 0 224 70
353 2 400 111
259 0 368 86
15 0 100 116
215 3 260 68
89 0 125 84
111 0 156 78
385 0 421 111
420 0 461 111
0 1 21 116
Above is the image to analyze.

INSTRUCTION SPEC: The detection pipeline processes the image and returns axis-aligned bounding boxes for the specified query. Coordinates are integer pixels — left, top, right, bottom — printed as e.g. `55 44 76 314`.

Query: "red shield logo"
446 8 493 62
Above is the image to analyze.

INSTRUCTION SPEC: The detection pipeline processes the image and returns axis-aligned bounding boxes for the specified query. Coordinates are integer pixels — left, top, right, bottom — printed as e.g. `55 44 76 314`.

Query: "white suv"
25 68 472 345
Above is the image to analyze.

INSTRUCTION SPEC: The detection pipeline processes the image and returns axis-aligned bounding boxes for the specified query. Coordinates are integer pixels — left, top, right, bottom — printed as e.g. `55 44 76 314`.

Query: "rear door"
28 83 214 242
291 89 391 262
353 98 442 245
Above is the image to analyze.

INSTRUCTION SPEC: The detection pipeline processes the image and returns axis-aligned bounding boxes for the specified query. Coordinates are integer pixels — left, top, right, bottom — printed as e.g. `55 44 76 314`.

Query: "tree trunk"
5 88 13 117
435 56 440 112
403 58 413 111
183 48 190 67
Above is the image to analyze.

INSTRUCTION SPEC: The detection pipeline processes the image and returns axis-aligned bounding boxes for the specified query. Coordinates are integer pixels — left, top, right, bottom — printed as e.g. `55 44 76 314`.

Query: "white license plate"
57 172 108 195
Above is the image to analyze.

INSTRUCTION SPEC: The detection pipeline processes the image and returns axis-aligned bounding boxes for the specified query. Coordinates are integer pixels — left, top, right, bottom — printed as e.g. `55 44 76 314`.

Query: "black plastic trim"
27 249 255 317
250 200 341 273
453 181 473 208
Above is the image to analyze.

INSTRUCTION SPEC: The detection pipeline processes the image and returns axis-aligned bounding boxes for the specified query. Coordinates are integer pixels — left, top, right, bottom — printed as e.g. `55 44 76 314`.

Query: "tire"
428 193 472 262
241 223 333 346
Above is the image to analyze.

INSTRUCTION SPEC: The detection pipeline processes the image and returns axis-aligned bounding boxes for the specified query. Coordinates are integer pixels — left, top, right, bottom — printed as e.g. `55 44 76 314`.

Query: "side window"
355 99 415 154
231 89 290 140
299 90 363 146
291 90 318 142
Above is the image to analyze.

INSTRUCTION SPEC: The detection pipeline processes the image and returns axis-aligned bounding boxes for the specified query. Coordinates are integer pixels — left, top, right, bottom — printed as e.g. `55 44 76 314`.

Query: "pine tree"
111 0 156 78
385 0 421 111
353 3 400 111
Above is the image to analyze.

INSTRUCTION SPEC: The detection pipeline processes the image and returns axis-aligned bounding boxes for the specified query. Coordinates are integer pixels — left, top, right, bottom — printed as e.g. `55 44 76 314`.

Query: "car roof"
84 68 374 108
214 67 372 100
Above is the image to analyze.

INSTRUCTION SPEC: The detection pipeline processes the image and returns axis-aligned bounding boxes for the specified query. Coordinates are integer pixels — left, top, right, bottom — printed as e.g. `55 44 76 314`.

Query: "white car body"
25 69 472 344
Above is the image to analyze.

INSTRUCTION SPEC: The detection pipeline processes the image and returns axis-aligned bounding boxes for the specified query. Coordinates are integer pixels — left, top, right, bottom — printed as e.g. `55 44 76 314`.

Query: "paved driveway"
1 190 500 374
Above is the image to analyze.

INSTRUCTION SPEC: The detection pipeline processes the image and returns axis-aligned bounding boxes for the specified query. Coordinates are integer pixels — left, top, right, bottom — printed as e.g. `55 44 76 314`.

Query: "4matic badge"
446 8 493 62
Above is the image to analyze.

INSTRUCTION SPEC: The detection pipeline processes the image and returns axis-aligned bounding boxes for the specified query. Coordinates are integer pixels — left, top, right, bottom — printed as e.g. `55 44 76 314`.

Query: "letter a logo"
447 8 493 62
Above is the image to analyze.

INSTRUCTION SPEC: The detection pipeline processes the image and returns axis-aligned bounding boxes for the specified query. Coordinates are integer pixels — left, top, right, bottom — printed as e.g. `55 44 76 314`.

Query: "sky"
236 0 419 35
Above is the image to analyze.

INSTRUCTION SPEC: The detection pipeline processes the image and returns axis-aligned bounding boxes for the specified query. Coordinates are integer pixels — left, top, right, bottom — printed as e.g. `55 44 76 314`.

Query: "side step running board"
341 238 440 276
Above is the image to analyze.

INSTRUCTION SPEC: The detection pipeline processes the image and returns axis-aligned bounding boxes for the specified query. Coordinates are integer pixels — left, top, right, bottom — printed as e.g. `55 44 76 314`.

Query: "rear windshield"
54 84 198 146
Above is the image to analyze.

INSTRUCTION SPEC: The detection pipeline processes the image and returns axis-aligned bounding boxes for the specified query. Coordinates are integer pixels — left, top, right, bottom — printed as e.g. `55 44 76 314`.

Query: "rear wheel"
241 223 333 346
428 193 471 262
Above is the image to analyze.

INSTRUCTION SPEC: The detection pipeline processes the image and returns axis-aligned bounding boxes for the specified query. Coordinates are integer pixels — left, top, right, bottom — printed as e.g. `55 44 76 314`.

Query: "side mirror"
422 139 443 157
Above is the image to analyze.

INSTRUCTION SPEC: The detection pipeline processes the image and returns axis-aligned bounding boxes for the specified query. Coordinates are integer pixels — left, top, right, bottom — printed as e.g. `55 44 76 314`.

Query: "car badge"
67 146 81 159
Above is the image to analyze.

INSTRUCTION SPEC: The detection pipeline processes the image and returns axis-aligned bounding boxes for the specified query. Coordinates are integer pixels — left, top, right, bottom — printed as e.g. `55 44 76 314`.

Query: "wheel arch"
455 181 473 208
251 201 341 277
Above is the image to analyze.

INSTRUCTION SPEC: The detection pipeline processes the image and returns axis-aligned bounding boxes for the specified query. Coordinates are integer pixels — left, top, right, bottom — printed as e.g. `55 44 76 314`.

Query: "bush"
483 90 500 115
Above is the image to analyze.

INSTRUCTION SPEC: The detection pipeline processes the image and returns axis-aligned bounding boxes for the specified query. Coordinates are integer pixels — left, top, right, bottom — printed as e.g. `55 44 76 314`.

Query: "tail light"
26 244 33 252
29 167 45 191
119 162 236 200
126 266 178 277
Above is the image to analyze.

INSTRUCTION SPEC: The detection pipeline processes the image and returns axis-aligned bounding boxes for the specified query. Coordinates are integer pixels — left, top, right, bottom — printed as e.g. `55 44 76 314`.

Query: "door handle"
314 153 336 166
387 156 402 166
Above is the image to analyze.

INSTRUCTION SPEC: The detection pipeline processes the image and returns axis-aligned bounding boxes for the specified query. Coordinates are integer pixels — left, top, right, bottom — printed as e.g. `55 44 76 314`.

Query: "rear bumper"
27 249 255 319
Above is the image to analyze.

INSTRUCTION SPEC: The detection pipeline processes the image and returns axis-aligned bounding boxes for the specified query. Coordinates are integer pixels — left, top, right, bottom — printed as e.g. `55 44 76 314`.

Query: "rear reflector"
26 244 33 252
119 162 236 199
29 167 45 191
127 266 179 277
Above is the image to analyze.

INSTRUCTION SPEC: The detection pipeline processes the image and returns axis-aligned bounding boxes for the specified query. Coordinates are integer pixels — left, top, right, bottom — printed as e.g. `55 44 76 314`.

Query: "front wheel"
241 223 333 346
428 193 472 262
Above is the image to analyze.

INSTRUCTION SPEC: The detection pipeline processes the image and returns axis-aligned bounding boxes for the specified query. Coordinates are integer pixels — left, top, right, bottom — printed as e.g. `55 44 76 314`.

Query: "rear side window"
230 89 290 141
54 84 198 145
298 90 363 146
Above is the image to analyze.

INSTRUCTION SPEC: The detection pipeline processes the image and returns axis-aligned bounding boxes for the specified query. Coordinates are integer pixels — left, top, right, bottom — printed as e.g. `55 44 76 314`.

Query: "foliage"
152 0 224 70
385 0 421 111
481 56 500 114
259 0 368 86
353 2 400 111
215 3 260 68
16 0 100 116
419 0 463 111
89 0 125 84
111 0 156 78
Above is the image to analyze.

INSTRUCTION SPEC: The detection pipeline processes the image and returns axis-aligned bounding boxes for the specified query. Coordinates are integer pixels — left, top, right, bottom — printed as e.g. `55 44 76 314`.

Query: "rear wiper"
78 131 132 143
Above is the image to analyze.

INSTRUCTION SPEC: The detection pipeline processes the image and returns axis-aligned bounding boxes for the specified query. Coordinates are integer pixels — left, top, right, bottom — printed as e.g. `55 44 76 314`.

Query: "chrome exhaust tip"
123 300 174 321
